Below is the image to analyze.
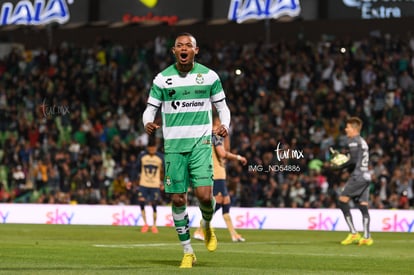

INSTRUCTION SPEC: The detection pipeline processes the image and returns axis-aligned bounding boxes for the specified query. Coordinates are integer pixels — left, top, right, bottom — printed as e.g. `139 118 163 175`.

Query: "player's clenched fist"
213 124 229 137
145 122 160 135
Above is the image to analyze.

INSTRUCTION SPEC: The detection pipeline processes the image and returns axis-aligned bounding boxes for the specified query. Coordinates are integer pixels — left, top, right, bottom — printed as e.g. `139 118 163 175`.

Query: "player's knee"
338 196 349 203
171 194 186 207
338 200 350 215
139 201 145 211
223 195 231 205
197 193 212 205
222 204 230 214
358 203 369 218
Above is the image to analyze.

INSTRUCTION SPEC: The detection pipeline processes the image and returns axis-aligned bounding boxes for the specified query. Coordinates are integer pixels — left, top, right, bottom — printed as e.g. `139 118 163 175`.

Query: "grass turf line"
0 224 412 275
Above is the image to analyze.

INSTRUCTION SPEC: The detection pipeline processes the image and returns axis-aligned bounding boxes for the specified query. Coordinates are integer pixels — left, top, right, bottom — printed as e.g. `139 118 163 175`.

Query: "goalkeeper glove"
329 147 339 157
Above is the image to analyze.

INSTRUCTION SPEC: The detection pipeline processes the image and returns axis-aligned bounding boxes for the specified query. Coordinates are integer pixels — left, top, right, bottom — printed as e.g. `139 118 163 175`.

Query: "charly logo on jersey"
165 176 171 185
195 73 204 84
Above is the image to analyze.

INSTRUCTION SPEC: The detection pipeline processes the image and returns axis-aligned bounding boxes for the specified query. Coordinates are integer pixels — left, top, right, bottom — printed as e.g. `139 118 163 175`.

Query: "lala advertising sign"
0 0 73 26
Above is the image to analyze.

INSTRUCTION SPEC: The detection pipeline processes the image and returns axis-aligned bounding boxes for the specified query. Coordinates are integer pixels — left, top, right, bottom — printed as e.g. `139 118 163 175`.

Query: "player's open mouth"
179 53 188 62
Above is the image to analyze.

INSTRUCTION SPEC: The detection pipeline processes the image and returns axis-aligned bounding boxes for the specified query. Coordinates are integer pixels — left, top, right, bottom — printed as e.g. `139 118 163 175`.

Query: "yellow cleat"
179 253 196 268
201 221 217 252
340 233 361 245
358 237 374 246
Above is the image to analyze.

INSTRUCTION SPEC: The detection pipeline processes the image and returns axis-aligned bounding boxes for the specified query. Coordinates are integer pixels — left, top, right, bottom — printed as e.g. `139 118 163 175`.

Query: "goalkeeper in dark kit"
329 116 373 246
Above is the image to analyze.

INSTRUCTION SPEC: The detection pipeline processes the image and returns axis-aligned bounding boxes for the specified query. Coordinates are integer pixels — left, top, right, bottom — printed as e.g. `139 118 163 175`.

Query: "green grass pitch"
0 224 412 274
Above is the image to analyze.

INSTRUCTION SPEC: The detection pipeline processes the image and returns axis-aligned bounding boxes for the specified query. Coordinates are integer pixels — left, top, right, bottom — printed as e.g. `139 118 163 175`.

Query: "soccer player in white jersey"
331 117 373 246
142 32 231 268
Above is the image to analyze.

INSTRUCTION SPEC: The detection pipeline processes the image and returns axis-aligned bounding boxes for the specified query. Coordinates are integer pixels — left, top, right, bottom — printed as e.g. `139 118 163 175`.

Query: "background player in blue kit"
194 116 247 242
136 139 164 234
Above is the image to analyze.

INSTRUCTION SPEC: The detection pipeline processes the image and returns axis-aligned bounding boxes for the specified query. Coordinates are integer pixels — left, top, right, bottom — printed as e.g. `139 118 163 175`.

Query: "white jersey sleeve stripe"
210 91 225 103
147 96 162 107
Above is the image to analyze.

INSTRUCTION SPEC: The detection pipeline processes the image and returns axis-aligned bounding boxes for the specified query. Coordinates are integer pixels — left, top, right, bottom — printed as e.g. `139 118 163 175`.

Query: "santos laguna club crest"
195 73 204 84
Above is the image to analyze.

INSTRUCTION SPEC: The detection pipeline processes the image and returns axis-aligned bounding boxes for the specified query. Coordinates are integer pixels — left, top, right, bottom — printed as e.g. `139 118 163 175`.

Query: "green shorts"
164 147 213 194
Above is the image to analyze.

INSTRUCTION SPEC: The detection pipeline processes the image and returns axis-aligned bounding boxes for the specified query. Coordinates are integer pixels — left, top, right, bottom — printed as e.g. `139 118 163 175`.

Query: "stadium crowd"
0 31 413 210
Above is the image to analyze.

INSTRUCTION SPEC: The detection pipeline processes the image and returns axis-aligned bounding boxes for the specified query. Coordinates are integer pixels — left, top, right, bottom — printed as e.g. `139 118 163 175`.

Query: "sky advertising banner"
1 204 413 233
